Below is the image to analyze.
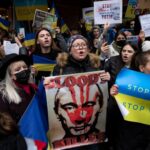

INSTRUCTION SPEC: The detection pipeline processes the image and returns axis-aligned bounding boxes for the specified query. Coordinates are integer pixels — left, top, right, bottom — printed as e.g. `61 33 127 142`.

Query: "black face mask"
15 69 30 84
116 40 126 47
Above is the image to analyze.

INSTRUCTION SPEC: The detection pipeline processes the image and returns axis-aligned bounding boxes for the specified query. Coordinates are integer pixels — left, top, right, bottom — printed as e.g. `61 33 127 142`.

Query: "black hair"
114 31 127 41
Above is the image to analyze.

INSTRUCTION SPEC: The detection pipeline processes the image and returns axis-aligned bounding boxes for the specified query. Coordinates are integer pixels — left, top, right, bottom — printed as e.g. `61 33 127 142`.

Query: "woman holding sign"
53 34 110 150
107 46 150 150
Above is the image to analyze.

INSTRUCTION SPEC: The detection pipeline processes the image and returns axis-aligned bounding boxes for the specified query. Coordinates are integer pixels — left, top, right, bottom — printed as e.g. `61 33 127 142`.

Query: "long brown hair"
33 27 61 53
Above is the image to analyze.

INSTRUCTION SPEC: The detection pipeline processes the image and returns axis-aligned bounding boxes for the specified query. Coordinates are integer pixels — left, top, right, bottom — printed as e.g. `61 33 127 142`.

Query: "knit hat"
142 41 150 52
67 34 88 51
0 53 30 80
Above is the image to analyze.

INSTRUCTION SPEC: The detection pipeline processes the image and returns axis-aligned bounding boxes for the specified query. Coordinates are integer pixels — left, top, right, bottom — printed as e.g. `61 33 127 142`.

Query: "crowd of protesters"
0 11 150 150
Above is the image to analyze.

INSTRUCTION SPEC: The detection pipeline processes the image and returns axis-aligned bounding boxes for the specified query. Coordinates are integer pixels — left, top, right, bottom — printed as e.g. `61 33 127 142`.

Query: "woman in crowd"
104 42 140 150
100 31 127 61
53 34 110 150
0 53 37 123
110 50 150 150
90 24 109 54
104 42 138 87
32 27 63 84
0 112 27 150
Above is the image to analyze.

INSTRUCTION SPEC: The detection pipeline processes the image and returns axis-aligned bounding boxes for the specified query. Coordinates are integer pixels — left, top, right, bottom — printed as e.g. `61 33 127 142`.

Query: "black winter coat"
53 54 100 76
53 53 109 150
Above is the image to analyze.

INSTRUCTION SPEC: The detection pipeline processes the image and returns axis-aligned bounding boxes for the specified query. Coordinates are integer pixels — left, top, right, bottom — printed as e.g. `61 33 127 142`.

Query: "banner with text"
115 68 150 125
44 71 108 150
94 0 122 25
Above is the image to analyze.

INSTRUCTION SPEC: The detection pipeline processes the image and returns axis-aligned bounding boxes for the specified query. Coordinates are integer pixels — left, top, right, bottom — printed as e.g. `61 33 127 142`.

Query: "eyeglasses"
72 43 87 50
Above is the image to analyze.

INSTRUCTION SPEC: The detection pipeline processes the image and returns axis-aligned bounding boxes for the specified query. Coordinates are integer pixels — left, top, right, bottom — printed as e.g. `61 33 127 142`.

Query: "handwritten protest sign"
44 71 108 150
139 14 150 37
115 68 150 125
94 0 122 25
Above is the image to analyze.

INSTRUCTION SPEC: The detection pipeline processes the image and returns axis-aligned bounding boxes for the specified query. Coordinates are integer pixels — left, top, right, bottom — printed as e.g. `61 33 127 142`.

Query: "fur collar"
56 52 100 69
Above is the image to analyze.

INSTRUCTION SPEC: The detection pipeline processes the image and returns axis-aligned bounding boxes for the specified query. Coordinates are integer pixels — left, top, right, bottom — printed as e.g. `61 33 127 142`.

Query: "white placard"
3 41 19 55
139 14 150 37
94 0 122 25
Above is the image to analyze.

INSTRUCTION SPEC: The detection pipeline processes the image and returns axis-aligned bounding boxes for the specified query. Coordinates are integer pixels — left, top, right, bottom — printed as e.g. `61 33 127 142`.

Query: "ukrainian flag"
23 33 35 47
60 18 69 33
0 18 10 31
50 0 56 16
33 55 56 72
115 68 150 125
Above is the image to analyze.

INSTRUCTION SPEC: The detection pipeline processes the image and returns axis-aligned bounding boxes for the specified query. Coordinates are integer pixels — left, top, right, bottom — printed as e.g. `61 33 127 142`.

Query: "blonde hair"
0 66 21 104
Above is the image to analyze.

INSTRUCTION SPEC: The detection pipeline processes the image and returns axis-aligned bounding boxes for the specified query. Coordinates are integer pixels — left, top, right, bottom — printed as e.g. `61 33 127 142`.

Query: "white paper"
3 41 19 55
94 0 122 25
139 14 150 37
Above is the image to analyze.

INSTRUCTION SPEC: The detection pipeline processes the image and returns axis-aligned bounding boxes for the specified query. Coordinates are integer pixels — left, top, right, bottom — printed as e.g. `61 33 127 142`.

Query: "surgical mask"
116 40 126 47
15 69 30 84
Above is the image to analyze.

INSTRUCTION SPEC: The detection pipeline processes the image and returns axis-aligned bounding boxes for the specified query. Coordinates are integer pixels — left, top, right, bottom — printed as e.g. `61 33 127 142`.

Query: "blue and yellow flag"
50 0 56 16
0 18 10 31
33 55 56 72
125 0 137 19
60 18 69 33
115 68 150 125
23 33 35 47
14 0 47 21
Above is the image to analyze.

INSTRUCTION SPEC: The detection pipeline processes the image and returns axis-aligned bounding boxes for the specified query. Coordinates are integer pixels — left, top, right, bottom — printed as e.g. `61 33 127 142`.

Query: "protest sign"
3 41 19 55
33 9 57 30
125 0 137 19
44 71 108 150
115 68 150 125
82 7 94 21
139 14 150 37
82 7 94 31
94 0 122 25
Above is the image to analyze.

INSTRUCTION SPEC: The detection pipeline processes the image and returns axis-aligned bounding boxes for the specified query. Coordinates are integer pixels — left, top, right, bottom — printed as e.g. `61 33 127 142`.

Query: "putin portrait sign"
44 71 108 149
